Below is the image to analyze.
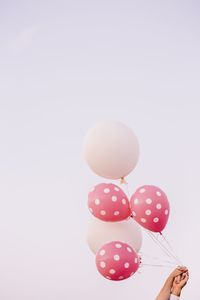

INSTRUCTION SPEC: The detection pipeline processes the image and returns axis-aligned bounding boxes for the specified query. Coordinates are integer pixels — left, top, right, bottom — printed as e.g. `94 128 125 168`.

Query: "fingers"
181 272 189 285
171 266 188 278
176 266 188 276
177 265 188 272
175 275 181 284
173 271 190 290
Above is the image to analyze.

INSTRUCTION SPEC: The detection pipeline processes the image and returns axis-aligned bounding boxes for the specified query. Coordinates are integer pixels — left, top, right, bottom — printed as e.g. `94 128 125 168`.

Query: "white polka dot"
134 198 139 205
95 198 100 205
114 211 120 216
114 255 120 261
165 209 169 215
124 262 130 269
100 210 106 215
115 243 122 248
89 207 93 213
100 249 106 256
109 269 116 274
104 188 110 194
132 211 136 217
145 209 151 216
127 247 132 253
90 187 95 192
106 276 111 280
139 188 146 193
156 191 162 197
122 198 127 205
141 218 147 223
153 217 159 223
156 203 162 210
146 198 152 204
100 261 106 268
135 258 138 264
118 276 124 280
114 187 120 192
112 195 117 202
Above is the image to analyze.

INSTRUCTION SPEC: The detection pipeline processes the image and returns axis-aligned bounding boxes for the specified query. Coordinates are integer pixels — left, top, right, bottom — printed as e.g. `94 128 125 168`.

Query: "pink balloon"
96 241 140 281
130 185 170 232
88 183 131 222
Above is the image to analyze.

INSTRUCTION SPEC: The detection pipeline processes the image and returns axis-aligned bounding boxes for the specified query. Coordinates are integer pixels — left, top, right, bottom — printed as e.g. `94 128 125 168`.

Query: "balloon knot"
120 177 127 184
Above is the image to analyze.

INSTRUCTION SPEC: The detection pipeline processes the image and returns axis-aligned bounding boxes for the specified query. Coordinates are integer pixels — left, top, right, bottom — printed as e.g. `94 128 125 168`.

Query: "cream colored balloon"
87 217 142 254
84 121 139 179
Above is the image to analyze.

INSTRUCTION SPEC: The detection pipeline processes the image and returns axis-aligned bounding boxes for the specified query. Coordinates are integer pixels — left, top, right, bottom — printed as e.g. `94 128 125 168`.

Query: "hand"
169 266 188 280
171 271 189 296
165 266 188 288
155 266 188 300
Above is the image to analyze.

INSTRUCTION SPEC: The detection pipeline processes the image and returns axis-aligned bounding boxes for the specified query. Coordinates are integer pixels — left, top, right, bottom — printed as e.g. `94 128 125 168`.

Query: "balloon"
130 185 170 232
84 121 139 179
87 217 142 254
88 183 131 222
96 241 140 281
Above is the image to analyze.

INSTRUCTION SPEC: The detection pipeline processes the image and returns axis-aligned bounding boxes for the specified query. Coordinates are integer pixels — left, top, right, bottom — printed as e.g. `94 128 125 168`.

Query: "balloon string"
150 232 182 265
126 182 131 199
140 252 176 265
141 263 172 268
145 230 179 264
154 232 182 265
159 232 174 251
119 177 130 198
159 232 183 265
145 230 174 261
148 231 180 264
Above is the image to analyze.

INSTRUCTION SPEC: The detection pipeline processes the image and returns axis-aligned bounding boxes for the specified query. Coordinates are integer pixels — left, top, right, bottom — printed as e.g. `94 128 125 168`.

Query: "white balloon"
84 121 139 179
87 217 142 254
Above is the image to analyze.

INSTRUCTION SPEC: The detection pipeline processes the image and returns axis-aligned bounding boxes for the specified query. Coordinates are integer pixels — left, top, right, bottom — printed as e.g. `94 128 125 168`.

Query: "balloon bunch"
84 121 172 282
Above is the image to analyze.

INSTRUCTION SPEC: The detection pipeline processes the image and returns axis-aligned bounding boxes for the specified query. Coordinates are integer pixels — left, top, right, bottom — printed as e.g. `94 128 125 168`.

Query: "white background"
0 1 199 299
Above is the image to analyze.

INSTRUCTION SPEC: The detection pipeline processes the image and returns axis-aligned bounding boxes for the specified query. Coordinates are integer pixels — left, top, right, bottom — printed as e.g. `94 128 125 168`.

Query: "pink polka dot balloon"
96 241 140 281
88 183 131 222
130 185 170 232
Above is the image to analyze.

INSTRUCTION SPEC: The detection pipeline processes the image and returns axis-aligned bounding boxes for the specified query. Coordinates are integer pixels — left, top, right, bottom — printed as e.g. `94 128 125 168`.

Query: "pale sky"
0 1 200 299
